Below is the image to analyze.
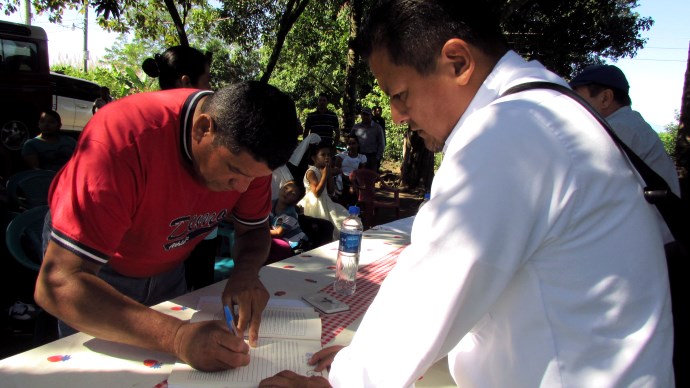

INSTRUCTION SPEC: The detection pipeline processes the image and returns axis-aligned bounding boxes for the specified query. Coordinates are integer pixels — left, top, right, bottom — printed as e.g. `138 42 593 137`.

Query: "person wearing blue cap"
570 65 680 232
571 64 684 384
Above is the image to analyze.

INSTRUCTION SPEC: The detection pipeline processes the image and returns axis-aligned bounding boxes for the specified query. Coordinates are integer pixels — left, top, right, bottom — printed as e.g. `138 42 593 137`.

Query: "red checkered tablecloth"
318 246 406 345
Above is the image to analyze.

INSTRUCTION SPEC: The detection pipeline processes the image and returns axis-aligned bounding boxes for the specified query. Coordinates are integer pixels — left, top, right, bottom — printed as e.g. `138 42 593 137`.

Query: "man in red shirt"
35 81 298 372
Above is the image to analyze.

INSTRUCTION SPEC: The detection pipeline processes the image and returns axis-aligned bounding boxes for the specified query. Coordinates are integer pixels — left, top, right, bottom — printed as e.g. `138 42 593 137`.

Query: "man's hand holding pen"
222 269 270 347
173 320 250 372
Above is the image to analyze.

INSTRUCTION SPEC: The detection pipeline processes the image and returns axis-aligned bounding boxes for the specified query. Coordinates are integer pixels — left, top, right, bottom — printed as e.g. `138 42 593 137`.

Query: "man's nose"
391 103 409 125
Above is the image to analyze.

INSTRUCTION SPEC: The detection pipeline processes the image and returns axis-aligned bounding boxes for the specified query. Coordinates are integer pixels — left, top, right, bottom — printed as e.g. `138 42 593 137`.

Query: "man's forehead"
368 50 398 95
223 147 272 177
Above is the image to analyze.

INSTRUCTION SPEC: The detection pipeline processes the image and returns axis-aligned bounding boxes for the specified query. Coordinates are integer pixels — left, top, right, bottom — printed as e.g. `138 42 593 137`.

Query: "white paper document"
167 297 326 388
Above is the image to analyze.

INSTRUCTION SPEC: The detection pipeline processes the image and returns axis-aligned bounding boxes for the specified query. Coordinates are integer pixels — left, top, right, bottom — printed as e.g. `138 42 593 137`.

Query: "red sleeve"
48 136 140 264
232 175 272 226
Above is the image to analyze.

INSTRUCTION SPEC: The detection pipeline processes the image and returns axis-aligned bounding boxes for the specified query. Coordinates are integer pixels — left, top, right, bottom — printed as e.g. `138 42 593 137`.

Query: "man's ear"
191 114 213 143
599 89 615 109
440 38 474 86
180 75 193 88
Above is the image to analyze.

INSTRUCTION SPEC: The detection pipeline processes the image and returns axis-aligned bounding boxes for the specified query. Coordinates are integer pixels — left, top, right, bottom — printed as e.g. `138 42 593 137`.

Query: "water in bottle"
334 206 363 296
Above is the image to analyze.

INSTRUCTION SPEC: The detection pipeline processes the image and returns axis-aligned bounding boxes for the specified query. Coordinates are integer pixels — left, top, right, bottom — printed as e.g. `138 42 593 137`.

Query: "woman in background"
143 45 215 291
142 45 212 90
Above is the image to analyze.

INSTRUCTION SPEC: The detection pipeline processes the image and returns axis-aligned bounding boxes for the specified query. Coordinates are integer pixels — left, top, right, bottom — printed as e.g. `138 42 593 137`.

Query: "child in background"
298 142 349 239
267 181 309 264
335 134 367 207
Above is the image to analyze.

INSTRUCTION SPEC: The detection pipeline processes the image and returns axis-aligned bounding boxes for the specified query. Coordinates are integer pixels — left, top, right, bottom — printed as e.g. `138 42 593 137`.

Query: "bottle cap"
348 206 360 215
424 193 430 200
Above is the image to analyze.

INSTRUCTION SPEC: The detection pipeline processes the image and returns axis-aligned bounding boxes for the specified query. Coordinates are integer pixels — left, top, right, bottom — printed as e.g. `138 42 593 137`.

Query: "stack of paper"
167 298 326 388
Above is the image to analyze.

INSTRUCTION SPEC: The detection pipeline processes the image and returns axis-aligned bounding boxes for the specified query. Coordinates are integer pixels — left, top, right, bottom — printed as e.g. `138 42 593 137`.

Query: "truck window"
1 38 39 71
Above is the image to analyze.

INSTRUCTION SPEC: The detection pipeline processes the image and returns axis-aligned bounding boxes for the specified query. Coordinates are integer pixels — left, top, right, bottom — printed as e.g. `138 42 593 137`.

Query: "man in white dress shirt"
570 64 680 204
260 1 674 387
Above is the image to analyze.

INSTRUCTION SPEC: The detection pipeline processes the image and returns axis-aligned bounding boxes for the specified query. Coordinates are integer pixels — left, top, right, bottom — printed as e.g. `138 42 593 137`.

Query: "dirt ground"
369 160 426 227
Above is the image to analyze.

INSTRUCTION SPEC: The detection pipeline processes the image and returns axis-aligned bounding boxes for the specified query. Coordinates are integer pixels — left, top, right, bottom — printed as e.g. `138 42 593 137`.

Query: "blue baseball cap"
569 64 629 93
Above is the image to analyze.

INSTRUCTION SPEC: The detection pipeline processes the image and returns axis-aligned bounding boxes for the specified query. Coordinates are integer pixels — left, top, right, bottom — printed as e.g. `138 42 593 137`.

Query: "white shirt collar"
443 51 568 153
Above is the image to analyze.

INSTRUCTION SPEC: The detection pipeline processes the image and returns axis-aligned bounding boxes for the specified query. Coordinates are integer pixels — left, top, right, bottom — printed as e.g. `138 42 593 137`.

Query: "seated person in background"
298 142 349 239
266 181 309 264
21 110 76 171
334 134 367 207
274 130 336 248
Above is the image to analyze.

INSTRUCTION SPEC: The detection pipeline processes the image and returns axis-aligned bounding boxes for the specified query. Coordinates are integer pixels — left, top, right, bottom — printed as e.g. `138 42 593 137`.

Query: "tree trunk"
401 128 435 192
163 0 188 46
676 41 690 198
342 0 363 138
260 0 310 84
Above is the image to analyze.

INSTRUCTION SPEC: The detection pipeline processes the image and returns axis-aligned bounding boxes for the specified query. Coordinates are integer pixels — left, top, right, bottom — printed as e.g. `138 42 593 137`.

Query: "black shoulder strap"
501 81 671 203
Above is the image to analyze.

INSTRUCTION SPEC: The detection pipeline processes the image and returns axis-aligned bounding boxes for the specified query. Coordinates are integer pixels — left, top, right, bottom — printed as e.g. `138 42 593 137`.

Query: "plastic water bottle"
334 206 363 296
418 192 431 211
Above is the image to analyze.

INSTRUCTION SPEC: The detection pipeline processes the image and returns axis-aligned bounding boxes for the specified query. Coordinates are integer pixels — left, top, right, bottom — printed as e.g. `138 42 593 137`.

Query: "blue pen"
223 305 240 337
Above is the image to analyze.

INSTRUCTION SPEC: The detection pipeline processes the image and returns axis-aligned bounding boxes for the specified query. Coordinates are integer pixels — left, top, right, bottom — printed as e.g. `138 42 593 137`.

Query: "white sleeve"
328 105 571 387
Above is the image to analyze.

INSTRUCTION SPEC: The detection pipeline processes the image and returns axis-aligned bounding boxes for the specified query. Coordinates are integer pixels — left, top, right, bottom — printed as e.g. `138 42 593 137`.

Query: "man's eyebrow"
227 163 252 177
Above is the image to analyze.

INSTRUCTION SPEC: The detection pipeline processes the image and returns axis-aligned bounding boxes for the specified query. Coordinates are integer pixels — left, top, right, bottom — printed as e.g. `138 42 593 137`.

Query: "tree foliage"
497 0 653 78
660 111 681 162
3 0 656 167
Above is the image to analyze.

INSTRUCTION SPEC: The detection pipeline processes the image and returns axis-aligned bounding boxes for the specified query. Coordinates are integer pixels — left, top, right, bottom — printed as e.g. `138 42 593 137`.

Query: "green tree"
496 0 653 78
259 1 349 111
3 0 657 178
659 111 681 161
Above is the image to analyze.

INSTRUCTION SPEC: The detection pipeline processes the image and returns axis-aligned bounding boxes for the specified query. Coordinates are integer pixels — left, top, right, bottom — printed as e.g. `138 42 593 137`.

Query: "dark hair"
142 46 211 90
307 141 334 165
346 134 360 145
282 180 305 204
318 92 329 100
201 81 298 170
357 0 507 75
41 110 61 125
584 83 632 107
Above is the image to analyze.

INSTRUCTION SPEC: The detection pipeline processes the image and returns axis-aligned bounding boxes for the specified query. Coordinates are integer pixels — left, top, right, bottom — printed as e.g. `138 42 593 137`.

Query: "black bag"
502 81 690 251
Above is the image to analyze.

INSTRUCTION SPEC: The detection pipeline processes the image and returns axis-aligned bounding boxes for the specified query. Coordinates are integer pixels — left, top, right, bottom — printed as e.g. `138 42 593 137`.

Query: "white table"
0 220 455 387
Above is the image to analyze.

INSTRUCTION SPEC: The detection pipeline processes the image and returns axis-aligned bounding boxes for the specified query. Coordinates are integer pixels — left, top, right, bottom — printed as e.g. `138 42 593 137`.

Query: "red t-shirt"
48 89 271 277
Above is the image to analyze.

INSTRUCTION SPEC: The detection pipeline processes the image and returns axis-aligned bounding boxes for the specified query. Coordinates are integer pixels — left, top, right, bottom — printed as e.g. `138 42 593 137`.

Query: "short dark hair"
357 0 507 75
42 110 61 124
318 92 329 100
308 141 334 165
142 46 211 90
201 81 298 170
583 83 632 107
346 134 360 145
282 180 305 205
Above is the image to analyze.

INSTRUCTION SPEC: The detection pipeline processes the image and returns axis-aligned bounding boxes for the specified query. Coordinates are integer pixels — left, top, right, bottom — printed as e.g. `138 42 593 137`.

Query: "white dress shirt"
328 51 674 387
